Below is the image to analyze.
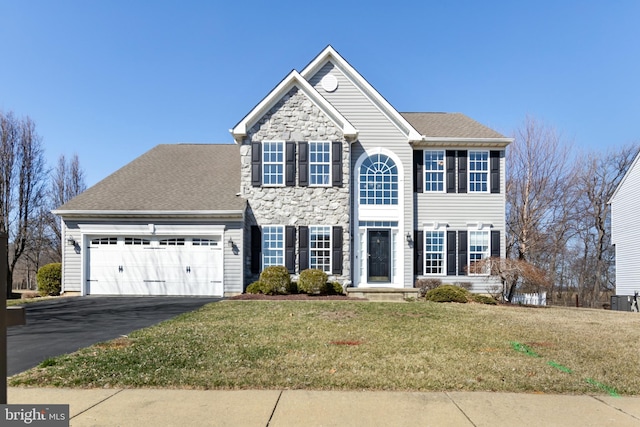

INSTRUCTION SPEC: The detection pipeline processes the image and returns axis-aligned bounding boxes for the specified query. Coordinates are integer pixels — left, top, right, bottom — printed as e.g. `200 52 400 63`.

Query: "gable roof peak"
230 68 357 143
301 46 423 142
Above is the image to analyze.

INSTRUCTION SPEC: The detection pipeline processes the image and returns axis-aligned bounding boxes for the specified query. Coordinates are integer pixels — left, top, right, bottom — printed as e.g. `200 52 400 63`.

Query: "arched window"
359 154 398 205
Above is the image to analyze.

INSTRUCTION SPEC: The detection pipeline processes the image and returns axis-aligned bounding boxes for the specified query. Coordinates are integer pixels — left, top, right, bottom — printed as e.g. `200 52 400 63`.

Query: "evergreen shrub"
37 263 62 296
425 284 470 303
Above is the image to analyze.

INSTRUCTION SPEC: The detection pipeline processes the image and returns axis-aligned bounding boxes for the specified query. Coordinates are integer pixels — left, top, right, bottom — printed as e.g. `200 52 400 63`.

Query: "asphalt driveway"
7 296 220 376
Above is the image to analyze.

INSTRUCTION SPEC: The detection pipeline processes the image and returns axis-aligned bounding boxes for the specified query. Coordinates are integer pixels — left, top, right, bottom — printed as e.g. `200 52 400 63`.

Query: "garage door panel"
87 235 224 297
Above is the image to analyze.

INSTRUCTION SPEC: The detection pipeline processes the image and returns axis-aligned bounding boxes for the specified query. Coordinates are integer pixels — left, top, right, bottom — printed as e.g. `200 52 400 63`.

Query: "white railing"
509 292 547 306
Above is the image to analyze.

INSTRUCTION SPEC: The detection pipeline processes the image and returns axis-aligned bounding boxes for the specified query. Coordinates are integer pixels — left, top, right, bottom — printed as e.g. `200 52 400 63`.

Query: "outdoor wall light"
406 232 412 244
67 236 76 246
228 238 235 248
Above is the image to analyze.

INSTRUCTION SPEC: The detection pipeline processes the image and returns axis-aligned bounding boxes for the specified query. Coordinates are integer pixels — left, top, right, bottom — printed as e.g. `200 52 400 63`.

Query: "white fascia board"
300 46 423 142
52 210 244 219
415 137 513 148
230 70 357 143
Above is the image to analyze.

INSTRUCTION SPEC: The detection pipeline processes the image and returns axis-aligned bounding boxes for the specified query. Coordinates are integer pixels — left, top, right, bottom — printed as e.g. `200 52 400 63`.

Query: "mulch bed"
229 293 361 301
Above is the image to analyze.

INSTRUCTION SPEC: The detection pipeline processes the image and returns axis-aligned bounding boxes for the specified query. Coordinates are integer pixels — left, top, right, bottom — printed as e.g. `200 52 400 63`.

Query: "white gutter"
414 137 513 147
52 209 245 218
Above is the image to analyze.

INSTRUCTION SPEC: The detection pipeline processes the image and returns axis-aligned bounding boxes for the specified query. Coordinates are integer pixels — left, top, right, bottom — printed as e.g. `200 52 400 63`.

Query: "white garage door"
86 236 223 296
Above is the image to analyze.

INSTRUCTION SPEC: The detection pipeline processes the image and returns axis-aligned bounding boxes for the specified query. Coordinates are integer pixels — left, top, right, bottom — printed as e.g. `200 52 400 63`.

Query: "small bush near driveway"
37 263 62 296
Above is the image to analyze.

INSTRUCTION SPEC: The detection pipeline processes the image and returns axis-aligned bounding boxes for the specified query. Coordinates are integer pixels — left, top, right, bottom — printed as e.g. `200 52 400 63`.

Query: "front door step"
345 287 419 301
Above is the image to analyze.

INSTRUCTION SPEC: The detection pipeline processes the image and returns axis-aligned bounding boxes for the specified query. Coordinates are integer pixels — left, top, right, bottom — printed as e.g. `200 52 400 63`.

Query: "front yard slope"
10 301 640 395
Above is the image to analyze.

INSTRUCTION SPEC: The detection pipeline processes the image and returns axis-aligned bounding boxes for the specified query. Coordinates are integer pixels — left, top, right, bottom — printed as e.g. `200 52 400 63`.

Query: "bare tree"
506 116 576 301
47 154 86 260
570 144 639 307
0 112 47 296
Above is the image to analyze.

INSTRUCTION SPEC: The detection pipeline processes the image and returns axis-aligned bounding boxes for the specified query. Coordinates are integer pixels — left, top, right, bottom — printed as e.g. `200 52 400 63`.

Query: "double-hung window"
262 141 284 186
309 142 331 186
262 225 284 268
424 150 445 192
469 151 488 192
309 226 332 272
468 230 489 274
424 230 445 274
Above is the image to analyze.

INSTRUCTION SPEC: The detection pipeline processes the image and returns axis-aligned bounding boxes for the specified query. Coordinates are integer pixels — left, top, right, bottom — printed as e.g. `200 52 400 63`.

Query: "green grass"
7 295 58 306
9 301 640 395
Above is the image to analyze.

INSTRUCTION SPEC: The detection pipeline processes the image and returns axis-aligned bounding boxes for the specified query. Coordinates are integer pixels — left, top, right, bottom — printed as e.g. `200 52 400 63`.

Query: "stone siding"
240 87 351 284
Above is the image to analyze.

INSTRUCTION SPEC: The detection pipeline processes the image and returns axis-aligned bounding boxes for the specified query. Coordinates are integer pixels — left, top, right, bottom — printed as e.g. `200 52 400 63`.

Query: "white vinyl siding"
415 151 506 292
611 154 640 296
61 219 82 292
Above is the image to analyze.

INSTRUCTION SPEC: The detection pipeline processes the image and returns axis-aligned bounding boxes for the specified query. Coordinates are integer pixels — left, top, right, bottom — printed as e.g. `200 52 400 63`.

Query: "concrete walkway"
8 387 640 426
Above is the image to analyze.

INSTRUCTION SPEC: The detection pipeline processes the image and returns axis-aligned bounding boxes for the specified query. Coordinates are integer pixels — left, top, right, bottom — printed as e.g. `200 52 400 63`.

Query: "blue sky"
1 1 639 186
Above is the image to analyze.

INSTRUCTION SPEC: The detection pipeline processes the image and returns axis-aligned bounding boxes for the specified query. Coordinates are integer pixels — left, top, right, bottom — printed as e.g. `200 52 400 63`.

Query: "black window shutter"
251 142 261 187
285 226 296 273
491 230 500 258
457 150 467 193
332 226 343 274
490 150 500 194
446 150 456 193
298 142 309 186
251 226 261 274
299 226 309 271
414 230 424 275
286 142 296 187
413 150 423 193
447 230 457 275
458 230 468 275
332 141 343 187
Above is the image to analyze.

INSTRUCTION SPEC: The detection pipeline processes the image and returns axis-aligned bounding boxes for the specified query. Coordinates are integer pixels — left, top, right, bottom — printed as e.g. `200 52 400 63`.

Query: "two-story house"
55 46 511 297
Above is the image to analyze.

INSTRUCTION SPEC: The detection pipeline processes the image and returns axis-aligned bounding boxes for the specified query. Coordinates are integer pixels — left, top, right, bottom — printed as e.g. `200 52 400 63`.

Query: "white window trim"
262 225 285 269
468 228 490 276
358 152 399 205
423 225 446 276
262 141 285 187
309 141 332 187
309 225 332 272
468 150 489 193
424 150 445 193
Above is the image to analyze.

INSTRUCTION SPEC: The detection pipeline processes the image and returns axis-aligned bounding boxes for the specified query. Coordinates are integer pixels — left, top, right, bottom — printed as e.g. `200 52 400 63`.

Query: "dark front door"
368 229 391 282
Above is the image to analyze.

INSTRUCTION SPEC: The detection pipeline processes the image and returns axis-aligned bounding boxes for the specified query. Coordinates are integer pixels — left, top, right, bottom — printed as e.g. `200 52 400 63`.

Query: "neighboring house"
610 151 640 299
55 46 512 297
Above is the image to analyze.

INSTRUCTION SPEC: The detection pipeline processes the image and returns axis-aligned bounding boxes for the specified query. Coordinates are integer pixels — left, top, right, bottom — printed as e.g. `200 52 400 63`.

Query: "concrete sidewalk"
8 387 640 426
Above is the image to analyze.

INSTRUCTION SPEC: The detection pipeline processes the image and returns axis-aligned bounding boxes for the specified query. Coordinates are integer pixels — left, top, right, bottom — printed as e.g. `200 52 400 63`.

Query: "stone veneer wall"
240 87 351 284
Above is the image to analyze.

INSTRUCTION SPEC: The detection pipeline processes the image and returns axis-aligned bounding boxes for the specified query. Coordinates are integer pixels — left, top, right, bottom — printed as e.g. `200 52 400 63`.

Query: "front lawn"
9 301 640 395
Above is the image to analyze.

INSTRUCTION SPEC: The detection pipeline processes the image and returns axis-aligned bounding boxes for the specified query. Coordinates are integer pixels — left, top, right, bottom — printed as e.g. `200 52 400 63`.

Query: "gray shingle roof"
57 144 244 213
401 112 506 139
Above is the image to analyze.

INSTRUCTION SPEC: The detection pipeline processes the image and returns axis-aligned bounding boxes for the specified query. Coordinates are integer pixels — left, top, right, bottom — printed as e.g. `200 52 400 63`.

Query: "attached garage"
86 235 223 296
54 144 246 297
